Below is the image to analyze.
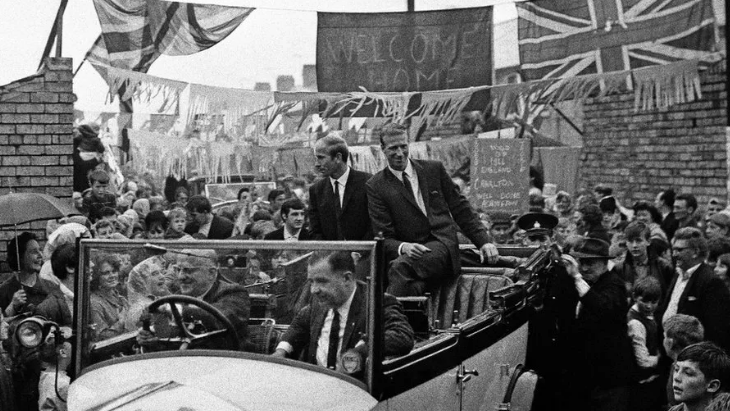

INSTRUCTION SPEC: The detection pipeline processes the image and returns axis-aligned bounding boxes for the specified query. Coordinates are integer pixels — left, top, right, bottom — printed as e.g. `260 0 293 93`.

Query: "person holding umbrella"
0 233 70 325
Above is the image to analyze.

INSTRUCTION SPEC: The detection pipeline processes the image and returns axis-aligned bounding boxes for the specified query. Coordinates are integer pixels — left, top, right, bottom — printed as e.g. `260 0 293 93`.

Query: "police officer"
516 212 559 248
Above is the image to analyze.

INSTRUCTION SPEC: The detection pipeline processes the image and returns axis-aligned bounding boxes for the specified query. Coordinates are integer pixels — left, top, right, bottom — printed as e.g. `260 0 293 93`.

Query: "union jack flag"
87 0 254 73
517 0 717 81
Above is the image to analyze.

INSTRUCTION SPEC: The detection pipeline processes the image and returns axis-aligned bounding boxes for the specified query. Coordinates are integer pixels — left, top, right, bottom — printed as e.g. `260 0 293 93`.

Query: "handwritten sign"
317 7 493 92
470 138 530 214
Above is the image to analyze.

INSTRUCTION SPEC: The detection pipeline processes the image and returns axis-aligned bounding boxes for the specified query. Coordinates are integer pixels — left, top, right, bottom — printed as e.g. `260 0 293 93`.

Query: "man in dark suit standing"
264 198 311 241
658 227 730 351
272 250 414 373
366 123 498 297
308 135 372 241
561 238 634 411
184 195 234 239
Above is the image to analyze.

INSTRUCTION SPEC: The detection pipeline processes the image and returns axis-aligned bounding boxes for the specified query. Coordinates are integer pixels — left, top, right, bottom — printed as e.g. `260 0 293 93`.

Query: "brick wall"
0 57 75 266
579 61 728 208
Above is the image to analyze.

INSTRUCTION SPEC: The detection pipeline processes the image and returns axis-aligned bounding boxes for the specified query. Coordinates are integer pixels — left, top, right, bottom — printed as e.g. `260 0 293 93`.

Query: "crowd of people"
2 120 730 410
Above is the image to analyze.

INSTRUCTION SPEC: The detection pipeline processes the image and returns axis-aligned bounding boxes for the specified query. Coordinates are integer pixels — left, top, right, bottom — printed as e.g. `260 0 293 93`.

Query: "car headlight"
16 319 45 348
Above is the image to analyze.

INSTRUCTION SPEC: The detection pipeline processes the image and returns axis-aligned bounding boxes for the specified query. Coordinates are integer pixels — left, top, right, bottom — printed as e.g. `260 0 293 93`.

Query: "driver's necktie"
327 310 341 369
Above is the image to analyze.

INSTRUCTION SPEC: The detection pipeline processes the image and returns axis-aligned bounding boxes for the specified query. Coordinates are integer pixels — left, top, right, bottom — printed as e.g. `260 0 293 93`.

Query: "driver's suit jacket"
281 282 414 366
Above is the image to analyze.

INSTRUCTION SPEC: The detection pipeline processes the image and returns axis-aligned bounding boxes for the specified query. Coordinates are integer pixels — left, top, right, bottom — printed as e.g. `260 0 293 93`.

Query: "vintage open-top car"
35 239 552 410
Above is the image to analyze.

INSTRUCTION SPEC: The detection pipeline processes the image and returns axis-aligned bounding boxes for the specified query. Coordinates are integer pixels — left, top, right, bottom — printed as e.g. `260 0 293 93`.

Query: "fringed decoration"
409 141 429 160
92 63 187 112
331 89 416 124
412 87 487 133
633 59 702 111
348 145 385 175
127 129 190 178
187 83 273 140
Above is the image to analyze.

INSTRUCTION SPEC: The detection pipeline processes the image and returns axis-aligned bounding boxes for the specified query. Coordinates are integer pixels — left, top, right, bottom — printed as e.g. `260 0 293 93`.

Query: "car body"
67 239 550 410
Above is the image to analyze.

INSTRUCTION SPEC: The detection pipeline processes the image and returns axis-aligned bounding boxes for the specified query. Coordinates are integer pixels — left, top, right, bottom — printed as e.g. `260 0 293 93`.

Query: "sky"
0 0 517 112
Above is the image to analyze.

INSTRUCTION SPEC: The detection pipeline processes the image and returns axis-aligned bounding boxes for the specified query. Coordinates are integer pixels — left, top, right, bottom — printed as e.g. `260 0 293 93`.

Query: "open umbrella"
0 192 81 269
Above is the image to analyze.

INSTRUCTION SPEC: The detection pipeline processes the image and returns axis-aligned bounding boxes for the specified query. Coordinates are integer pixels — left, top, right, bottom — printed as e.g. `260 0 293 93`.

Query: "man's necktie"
402 172 415 201
327 310 341 369
334 181 342 214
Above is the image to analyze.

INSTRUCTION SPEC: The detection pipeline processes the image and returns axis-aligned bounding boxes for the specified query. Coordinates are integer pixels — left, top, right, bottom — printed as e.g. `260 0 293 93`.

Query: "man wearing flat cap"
488 211 514 245
517 212 558 248
558 237 634 411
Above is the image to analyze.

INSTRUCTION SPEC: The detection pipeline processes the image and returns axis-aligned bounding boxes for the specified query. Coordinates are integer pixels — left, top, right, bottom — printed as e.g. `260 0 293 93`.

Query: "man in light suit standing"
366 123 499 297
308 135 372 241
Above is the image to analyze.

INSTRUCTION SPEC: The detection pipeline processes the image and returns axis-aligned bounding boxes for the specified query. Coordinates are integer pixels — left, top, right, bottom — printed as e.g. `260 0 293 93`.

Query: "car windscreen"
73 239 378 382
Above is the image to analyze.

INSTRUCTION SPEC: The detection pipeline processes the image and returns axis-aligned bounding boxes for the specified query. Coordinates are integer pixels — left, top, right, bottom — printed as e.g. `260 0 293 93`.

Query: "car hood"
69 351 377 411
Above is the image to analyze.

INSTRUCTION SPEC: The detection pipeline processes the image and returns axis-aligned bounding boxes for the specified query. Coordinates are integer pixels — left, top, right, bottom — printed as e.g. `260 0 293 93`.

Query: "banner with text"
470 138 530 214
317 7 493 92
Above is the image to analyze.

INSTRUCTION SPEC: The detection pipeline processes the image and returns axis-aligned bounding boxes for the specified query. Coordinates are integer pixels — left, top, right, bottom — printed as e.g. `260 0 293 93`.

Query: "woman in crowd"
125 256 172 331
144 211 168 240
90 254 130 341
132 198 151 226
0 233 70 325
713 253 730 292
705 213 730 241
50 244 77 321
40 222 91 300
554 191 574 219
173 186 189 207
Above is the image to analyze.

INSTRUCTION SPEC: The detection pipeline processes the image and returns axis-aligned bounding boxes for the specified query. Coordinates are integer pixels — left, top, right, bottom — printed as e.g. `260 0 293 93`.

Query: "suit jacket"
281 282 414 366
185 215 234 239
366 159 490 276
308 169 373 241
657 263 730 351
264 226 312 241
565 269 634 402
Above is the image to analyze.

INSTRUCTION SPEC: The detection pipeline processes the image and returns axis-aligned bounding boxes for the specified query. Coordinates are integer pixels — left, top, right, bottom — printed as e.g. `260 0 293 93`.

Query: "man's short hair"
317 135 349 164
378 123 409 147
99 207 117 219
676 342 730 390
632 201 663 224
267 189 285 203
676 193 698 212
674 227 708 258
660 189 676 208
663 314 705 352
180 249 217 266
88 169 110 185
308 250 356 275
633 276 662 302
186 195 212 213
578 204 603 226
625 221 651 241
281 198 305 217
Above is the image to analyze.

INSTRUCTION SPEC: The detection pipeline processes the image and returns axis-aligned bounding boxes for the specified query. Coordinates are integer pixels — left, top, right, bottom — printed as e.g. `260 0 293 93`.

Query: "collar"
387 159 414 181
678 263 702 281
335 285 357 318
284 225 301 240
330 166 350 189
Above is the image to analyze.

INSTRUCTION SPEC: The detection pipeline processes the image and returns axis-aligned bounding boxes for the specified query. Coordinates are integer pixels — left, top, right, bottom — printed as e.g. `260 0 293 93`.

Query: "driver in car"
273 250 414 374
136 249 250 351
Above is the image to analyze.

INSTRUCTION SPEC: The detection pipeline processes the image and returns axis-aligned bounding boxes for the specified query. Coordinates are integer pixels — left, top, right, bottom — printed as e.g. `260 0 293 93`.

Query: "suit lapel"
385 167 421 212
341 171 356 212
309 302 329 364
321 180 339 217
678 264 703 312
412 160 430 215
342 284 365 350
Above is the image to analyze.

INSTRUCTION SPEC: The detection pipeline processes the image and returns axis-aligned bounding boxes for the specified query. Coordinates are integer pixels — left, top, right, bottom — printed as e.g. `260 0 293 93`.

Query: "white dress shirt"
662 263 701 325
315 286 356 369
283 226 301 241
276 286 357 370
330 166 350 207
388 160 427 216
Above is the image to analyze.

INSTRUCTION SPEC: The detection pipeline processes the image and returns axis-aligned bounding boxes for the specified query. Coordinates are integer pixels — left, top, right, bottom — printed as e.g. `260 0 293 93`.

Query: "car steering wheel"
147 295 241 351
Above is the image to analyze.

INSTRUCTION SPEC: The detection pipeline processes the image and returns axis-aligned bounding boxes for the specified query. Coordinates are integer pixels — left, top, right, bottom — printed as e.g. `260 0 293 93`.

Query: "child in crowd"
94 220 116 239
82 170 117 224
165 208 189 239
627 276 663 411
669 341 730 411
664 314 706 407
37 336 72 411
